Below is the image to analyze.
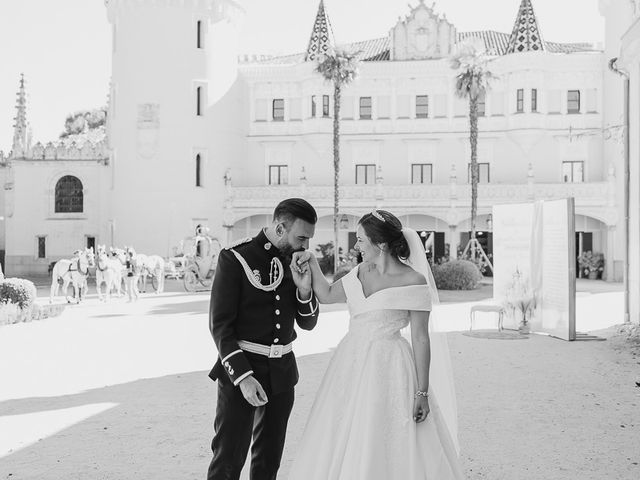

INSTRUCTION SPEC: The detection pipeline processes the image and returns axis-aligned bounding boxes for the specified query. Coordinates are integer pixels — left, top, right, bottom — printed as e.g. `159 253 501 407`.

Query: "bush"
433 260 482 290
0 278 37 310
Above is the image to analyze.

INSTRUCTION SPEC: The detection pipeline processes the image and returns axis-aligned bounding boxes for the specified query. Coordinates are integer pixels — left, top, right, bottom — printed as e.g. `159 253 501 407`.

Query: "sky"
0 0 605 151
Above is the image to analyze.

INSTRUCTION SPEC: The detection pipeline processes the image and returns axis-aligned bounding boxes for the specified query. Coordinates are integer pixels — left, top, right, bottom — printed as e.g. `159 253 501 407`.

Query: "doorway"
86 236 96 252
575 231 593 278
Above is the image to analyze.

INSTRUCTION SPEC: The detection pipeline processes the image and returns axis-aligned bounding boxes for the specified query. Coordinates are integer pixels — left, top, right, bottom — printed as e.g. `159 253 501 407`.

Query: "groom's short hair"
273 198 317 227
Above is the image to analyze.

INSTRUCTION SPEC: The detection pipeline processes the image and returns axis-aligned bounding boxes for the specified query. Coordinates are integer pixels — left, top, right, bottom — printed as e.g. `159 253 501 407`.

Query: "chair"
469 304 505 331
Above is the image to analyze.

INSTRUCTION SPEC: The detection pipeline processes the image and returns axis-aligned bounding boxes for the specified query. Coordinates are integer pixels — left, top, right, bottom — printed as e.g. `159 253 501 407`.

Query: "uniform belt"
237 340 293 359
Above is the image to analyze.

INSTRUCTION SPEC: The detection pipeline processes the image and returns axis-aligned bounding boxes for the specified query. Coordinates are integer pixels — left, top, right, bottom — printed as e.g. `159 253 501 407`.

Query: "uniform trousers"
207 379 295 480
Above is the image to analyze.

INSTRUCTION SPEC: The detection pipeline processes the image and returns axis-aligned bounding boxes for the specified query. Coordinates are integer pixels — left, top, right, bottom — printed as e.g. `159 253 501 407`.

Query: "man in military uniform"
207 198 319 480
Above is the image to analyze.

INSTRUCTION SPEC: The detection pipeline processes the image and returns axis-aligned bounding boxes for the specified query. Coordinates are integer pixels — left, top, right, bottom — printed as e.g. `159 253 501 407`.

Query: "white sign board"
493 198 576 341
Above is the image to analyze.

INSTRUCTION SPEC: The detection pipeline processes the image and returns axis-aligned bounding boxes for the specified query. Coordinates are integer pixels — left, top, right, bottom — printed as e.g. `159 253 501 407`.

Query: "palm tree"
451 46 493 263
316 49 359 273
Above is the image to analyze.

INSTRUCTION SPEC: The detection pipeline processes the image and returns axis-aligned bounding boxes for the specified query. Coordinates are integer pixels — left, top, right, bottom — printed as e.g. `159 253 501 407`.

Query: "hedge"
432 260 482 290
0 278 37 310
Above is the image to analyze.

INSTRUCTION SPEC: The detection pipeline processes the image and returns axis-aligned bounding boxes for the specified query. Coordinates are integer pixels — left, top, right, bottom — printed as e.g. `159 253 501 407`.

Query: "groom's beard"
278 243 304 260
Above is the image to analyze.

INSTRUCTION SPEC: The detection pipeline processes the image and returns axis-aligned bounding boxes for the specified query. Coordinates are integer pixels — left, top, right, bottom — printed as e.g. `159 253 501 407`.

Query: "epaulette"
224 237 252 250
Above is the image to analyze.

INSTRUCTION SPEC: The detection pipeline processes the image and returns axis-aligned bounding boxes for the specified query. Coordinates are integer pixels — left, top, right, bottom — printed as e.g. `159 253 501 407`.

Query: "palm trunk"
333 82 341 274
469 97 479 260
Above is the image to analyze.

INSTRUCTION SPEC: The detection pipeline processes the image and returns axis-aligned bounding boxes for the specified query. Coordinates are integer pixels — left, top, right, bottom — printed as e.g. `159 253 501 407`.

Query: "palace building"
0 0 622 284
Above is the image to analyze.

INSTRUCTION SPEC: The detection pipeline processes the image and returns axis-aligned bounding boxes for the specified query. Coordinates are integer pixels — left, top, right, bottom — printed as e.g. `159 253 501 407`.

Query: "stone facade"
0 0 624 288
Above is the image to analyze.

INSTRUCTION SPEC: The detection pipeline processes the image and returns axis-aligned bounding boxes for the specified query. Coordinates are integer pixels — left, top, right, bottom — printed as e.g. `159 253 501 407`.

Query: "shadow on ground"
0 352 333 480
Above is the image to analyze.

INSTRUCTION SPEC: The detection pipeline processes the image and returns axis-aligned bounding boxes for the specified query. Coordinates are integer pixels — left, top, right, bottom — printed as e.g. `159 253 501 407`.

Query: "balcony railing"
229 181 610 212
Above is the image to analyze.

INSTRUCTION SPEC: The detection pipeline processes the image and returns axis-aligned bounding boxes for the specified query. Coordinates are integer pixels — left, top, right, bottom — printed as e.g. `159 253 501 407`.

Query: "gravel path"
0 285 638 479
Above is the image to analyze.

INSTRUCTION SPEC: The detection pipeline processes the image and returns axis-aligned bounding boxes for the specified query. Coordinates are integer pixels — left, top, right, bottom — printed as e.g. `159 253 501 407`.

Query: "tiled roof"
545 42 597 54
458 31 511 55
245 31 597 65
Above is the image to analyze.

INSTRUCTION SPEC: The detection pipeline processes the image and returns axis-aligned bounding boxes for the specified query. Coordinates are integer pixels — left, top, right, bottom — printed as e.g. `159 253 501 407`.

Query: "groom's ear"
276 222 285 236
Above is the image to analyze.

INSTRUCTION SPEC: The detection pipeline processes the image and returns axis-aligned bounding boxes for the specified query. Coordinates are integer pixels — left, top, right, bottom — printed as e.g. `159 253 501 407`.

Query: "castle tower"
105 0 246 254
12 74 28 158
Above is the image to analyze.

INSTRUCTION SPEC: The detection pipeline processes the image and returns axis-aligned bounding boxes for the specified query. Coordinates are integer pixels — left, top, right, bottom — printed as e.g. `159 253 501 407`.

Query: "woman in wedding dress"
288 209 464 480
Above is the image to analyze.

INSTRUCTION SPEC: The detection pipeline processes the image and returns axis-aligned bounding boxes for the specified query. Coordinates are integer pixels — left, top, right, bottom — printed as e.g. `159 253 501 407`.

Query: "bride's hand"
291 251 313 275
413 395 430 423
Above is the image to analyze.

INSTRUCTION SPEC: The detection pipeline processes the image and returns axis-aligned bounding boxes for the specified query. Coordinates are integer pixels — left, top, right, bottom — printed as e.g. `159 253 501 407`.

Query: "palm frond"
315 48 360 86
450 45 494 100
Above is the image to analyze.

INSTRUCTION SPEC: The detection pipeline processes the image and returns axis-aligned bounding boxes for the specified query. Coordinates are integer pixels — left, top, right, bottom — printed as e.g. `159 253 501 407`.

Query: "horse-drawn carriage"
170 233 221 292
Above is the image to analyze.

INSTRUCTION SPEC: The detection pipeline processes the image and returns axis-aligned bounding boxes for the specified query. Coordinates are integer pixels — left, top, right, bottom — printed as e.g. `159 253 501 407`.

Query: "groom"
207 198 319 480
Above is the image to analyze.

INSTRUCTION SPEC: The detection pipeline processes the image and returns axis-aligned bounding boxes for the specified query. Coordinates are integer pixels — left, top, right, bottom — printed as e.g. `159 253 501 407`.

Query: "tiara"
371 209 385 222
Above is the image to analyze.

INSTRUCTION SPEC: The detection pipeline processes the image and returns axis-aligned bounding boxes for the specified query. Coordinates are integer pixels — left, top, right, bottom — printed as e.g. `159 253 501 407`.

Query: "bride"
288 209 464 479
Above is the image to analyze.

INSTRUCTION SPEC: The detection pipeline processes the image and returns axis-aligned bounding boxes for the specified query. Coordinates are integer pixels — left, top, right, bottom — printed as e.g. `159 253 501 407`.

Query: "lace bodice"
341 265 432 341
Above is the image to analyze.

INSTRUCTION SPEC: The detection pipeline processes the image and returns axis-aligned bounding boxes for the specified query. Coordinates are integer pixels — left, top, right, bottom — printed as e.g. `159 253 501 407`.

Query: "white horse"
109 247 128 295
49 248 95 304
95 245 124 301
137 253 166 294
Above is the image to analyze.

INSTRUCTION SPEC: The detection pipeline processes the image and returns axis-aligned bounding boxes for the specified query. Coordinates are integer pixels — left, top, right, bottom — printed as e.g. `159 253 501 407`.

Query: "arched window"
55 175 83 213
196 87 202 116
196 154 202 187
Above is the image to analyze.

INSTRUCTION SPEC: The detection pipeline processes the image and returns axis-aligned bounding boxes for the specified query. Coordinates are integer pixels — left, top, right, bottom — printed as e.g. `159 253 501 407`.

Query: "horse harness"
67 257 89 275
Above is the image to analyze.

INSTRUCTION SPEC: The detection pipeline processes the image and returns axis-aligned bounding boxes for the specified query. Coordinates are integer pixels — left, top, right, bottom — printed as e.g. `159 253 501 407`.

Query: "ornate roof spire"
12 74 28 156
506 0 545 54
305 0 334 61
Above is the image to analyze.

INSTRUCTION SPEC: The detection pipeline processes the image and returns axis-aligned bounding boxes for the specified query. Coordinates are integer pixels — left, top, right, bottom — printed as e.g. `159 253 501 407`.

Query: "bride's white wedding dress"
288 265 464 479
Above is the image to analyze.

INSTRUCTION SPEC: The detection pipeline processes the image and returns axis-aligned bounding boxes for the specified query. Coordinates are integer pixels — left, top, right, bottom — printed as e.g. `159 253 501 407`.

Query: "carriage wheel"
183 271 198 292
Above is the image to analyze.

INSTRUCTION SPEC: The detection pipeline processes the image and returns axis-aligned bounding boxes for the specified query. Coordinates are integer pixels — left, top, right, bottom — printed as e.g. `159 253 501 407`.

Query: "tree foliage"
59 107 107 138
315 49 360 273
451 45 494 259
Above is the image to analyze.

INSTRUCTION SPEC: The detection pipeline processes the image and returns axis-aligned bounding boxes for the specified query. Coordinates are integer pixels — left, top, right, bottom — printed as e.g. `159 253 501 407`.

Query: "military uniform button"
274 338 279 343
276 323 281 329
275 309 280 315
275 295 280 301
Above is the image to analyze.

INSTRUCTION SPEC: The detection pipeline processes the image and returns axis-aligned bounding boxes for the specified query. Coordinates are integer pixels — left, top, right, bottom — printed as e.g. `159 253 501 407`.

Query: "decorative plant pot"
518 322 530 335
588 271 598 280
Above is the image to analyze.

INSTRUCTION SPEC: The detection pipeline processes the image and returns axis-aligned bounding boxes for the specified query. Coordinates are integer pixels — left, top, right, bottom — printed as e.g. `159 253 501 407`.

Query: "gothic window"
531 89 538 112
269 165 288 185
311 96 317 117
416 95 429 118
467 163 490 183
55 175 83 213
355 164 376 185
323 95 330 117
562 161 584 183
567 90 581 114
37 236 46 259
273 99 284 121
411 163 433 184
197 21 203 49
516 89 524 113
196 154 202 187
477 92 486 117
359 97 372 120
196 87 203 116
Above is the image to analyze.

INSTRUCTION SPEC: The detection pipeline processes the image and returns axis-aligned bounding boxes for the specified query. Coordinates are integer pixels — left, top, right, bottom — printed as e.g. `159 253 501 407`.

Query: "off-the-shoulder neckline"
354 264 428 300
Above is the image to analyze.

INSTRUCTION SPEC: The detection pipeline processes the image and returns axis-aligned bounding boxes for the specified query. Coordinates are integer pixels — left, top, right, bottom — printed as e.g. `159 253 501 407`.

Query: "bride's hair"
359 210 410 260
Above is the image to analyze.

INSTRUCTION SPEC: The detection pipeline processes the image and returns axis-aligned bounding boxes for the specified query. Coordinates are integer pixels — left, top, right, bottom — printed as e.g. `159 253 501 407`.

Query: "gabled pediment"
390 0 456 60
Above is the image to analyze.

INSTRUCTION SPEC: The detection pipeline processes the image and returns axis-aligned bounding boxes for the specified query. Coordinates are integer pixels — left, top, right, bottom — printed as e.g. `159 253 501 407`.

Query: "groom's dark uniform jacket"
209 229 319 394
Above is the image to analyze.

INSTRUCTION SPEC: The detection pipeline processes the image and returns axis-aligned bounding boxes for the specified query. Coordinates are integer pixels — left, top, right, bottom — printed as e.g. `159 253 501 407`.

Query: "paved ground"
0 279 638 479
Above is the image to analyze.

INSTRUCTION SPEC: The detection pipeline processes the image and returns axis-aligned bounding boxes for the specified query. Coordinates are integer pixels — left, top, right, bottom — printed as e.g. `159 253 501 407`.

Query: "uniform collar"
254 229 283 258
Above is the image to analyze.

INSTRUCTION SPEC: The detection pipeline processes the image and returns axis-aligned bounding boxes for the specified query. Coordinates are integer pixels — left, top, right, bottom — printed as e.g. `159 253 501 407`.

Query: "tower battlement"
105 0 243 23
